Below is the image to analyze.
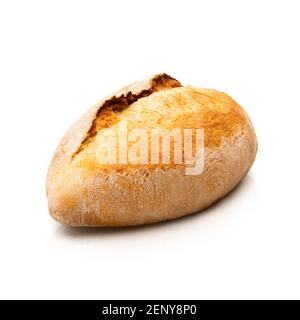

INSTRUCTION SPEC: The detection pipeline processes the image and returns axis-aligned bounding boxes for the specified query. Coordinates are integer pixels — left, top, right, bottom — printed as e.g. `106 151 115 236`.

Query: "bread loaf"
46 73 257 226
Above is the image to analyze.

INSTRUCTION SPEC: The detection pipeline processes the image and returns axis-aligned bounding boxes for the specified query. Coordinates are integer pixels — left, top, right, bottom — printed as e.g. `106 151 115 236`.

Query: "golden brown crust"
46 74 257 226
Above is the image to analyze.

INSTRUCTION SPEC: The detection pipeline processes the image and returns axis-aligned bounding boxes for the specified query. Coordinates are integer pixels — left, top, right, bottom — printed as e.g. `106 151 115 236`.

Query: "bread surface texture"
47 73 257 226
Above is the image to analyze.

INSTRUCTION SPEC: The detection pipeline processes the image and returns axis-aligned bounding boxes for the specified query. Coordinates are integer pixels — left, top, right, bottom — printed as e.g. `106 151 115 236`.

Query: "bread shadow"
52 174 257 241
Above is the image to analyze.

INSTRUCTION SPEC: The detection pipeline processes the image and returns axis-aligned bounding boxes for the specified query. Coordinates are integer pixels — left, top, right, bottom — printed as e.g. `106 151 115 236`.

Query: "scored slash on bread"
73 73 182 160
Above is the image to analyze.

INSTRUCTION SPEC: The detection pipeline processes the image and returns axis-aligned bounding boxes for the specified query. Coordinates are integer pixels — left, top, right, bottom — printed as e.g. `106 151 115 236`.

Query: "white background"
0 0 299 299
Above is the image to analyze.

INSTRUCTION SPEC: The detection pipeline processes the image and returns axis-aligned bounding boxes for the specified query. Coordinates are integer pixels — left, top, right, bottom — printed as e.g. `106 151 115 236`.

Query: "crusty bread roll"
47 73 257 226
